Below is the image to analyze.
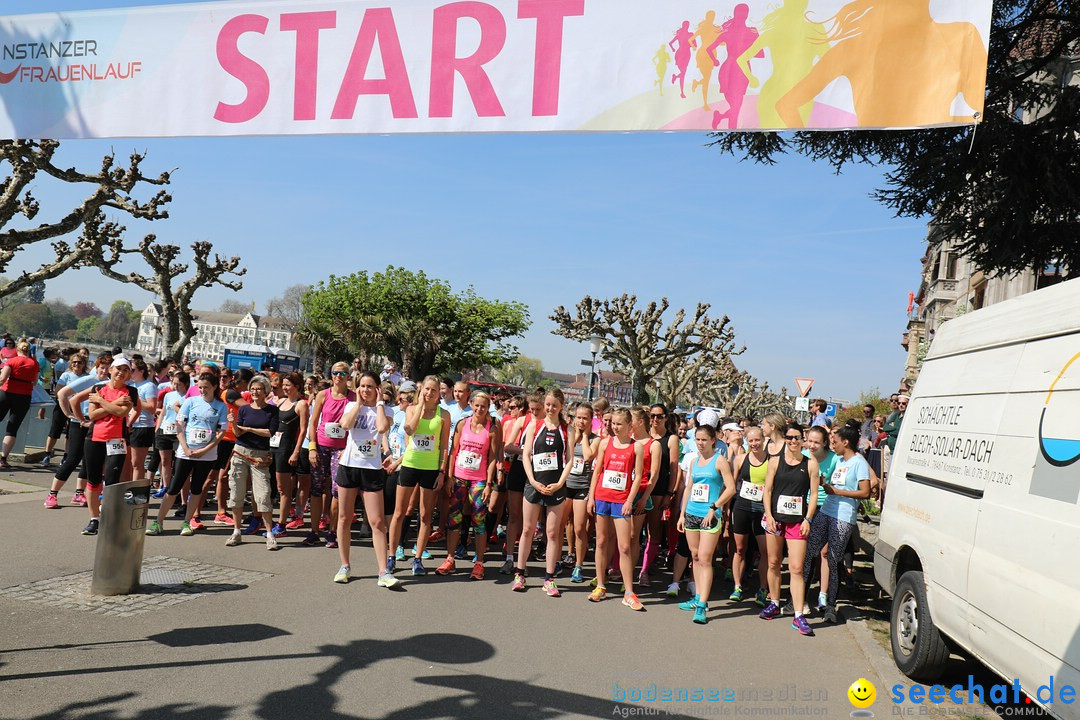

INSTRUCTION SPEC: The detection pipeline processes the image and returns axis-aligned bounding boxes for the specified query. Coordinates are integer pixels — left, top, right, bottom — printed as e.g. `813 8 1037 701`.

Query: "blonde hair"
470 390 492 407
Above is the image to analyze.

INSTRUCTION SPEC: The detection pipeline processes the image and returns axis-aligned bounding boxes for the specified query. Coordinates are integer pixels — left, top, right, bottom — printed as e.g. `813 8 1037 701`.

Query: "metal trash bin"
91 479 152 596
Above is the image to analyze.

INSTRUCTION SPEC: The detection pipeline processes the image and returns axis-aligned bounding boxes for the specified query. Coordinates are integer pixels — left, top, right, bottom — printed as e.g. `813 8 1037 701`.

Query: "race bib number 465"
532 451 557 472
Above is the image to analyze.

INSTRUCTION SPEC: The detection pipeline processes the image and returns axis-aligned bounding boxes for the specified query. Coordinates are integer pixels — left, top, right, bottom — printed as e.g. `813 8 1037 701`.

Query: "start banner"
0 0 992 139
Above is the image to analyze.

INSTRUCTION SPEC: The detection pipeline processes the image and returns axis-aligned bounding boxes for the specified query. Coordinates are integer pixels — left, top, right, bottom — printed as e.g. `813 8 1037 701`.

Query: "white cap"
721 422 741 432
110 356 131 369
696 409 720 429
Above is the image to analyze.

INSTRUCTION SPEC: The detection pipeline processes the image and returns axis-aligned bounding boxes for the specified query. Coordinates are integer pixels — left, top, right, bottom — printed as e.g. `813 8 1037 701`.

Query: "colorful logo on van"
1039 351 1080 467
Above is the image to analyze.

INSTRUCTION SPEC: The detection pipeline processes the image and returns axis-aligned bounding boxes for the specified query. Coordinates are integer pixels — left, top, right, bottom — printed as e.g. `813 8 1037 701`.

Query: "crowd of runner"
37 352 882 637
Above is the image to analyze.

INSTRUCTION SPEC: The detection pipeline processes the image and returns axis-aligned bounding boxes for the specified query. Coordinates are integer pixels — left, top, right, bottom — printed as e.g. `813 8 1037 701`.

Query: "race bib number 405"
778 494 804 516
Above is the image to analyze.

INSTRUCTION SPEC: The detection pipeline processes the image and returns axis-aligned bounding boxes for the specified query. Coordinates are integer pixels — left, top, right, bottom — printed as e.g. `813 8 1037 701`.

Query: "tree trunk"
631 369 650 406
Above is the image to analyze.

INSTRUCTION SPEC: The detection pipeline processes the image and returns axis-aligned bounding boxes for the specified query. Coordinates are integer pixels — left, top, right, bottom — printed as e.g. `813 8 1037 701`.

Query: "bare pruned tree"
0 140 171 297
551 294 743 405
93 235 246 359
265 283 310 334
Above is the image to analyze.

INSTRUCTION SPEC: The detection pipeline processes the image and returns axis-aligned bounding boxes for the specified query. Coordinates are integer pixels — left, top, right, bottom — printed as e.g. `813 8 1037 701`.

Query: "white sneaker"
665 582 680 597
378 572 400 588
688 581 696 596
226 531 242 547
266 534 279 551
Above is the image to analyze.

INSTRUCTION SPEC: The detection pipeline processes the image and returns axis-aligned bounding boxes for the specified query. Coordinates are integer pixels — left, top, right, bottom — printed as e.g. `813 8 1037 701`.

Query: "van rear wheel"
890 570 949 681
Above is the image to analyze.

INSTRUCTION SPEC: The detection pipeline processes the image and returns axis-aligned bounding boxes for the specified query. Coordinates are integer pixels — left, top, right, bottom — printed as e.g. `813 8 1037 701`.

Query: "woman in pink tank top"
438 391 502 579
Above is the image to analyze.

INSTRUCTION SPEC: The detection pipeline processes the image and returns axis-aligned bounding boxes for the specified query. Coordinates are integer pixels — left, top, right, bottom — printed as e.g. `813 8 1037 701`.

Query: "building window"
931 252 942 281
945 253 958 280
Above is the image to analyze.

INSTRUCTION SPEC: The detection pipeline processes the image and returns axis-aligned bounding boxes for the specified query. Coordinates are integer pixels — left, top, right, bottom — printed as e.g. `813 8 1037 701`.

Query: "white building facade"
136 304 298 361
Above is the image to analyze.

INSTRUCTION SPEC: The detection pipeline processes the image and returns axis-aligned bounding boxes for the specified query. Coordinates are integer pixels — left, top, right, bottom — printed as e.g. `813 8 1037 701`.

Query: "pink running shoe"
44 494 59 509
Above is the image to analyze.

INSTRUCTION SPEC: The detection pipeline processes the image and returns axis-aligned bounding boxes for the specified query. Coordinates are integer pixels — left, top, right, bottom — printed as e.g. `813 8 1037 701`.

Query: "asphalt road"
1 466 912 720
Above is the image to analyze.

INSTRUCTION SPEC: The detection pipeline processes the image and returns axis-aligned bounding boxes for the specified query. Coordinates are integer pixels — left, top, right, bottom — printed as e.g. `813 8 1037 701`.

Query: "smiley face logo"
848 678 876 709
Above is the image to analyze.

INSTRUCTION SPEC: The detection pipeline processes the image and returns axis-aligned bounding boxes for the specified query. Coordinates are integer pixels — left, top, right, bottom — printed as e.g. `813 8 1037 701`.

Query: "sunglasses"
785 435 803 441
650 413 666 419
331 371 349 377
71 361 86 365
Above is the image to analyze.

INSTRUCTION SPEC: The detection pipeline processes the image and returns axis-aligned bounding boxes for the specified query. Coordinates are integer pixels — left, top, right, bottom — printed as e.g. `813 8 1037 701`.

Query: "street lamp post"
588 335 603 401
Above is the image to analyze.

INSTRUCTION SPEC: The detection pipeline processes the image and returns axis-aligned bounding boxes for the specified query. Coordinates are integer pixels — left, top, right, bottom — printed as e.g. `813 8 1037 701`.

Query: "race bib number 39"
690 482 711 504
106 438 127 456
739 483 764 502
412 434 435 452
532 451 557 472
601 470 628 492
778 494 804 516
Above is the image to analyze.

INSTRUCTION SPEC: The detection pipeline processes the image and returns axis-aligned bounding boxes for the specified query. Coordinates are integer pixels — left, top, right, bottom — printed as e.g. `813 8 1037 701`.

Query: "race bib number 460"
601 470 628 492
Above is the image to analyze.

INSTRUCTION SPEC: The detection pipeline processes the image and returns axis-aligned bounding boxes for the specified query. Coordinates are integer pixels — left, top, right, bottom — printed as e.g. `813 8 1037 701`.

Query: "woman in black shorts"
272 372 309 537
730 426 770 606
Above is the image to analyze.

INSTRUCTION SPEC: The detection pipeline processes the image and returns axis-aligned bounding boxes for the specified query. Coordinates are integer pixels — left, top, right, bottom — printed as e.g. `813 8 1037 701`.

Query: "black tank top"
771 452 811 524
531 423 566 485
652 433 673 495
734 452 768 512
274 400 300 453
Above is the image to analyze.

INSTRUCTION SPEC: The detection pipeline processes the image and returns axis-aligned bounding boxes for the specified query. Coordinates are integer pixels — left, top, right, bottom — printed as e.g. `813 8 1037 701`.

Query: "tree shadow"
15 633 706 720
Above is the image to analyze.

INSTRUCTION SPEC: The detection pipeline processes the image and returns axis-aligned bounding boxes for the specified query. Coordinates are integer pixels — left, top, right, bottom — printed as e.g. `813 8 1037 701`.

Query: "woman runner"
306 362 355 547
641 403 680 587
730 426 770 607
565 402 599 583
272 372 310 538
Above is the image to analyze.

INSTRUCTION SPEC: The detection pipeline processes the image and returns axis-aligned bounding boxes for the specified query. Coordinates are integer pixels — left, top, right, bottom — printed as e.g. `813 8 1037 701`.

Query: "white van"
875 279 1080 719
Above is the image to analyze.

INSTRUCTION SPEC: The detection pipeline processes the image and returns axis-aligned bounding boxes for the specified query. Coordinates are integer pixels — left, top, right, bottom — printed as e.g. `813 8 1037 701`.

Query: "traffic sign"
580 359 594 367
825 403 837 418
795 397 810 412
795 378 815 397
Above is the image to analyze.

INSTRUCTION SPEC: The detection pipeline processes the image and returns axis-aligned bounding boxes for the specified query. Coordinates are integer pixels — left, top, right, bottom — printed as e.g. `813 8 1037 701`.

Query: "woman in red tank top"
587 408 645 611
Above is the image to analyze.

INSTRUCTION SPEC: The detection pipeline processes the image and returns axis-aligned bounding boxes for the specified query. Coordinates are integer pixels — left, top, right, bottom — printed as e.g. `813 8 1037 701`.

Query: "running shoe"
729 587 743 602
563 552 576 568
429 527 445 543
470 562 485 581
637 572 651 588
145 520 162 536
188 517 205 531
71 492 88 507
0 456 10 471
588 586 607 602
553 561 563 577
151 487 167 500
213 512 232 525
678 597 702 611
395 546 405 561
334 565 350 584
386 557 396 574
754 588 768 607
512 573 526 591
693 605 708 625
179 521 194 536
242 516 263 535
268 523 287 538
543 579 561 597
436 557 456 576
498 558 514 575
822 606 838 624
454 544 468 560
172 505 186 519
318 516 329 531
44 494 59 509
266 535 279 551
81 519 99 536
817 592 828 612
301 531 320 546
622 593 645 611
226 531 242 546
411 546 432 560
571 566 584 584
285 517 306 530
411 559 426 576
792 615 815 636
759 601 781 620
665 582 680 597
40 456 52 467
325 532 338 549
378 572 400 589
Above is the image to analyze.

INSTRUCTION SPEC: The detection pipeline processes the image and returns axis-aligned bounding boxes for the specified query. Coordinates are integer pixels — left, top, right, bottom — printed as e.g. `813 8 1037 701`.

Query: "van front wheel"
890 570 949 681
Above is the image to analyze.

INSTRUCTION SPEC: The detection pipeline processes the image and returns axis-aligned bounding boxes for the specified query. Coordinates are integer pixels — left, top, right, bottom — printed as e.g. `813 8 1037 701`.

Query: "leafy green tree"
45 300 78 335
494 356 546 389
1 303 53 336
299 266 529 379
709 1 1080 275
26 281 45 304
95 300 139 348
76 316 101 342
835 388 894 427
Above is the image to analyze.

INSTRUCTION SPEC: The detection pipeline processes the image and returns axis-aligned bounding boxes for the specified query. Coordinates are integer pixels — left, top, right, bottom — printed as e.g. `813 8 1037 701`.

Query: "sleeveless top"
734 452 769 512
653 433 674 494
595 439 635 503
637 437 655 493
273 400 300 454
531 422 566 486
340 403 385 469
566 436 594 490
315 389 355 449
771 452 811 524
686 453 724 517
455 417 492 483
403 409 443 471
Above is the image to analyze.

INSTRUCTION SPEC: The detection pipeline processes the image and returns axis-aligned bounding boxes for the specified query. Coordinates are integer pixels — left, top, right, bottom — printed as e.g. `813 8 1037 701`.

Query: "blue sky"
1 0 927 402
